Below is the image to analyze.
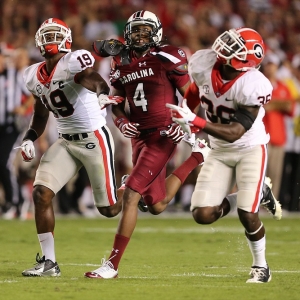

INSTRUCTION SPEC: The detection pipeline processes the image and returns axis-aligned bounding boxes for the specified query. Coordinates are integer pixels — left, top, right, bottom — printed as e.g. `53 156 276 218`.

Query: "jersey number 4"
133 83 148 111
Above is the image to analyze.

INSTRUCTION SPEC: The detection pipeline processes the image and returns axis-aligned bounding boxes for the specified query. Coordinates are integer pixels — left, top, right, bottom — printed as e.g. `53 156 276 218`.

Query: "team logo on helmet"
178 49 185 58
254 44 264 59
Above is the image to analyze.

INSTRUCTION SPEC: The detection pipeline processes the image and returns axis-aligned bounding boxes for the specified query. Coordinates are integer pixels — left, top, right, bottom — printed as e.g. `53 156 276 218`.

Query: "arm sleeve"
184 82 200 112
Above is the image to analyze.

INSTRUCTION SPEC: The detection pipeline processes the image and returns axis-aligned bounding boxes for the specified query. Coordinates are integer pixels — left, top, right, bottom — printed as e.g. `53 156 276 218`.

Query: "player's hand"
166 99 196 135
15 140 35 162
165 123 185 144
98 94 124 109
116 119 140 138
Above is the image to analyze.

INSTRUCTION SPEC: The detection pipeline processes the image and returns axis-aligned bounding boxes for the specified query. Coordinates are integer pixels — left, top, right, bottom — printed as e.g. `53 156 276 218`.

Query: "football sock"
38 232 56 262
109 234 130 269
246 235 267 268
172 154 202 183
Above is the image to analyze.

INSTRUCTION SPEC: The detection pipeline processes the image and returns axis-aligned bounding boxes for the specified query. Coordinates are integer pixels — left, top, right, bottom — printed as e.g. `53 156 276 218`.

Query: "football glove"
92 39 125 57
98 94 124 109
165 123 185 144
166 99 206 135
115 117 140 138
15 140 35 162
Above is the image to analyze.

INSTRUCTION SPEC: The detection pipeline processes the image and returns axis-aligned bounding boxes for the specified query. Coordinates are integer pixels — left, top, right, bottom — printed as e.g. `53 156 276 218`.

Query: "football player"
84 10 210 279
167 28 282 283
17 18 125 277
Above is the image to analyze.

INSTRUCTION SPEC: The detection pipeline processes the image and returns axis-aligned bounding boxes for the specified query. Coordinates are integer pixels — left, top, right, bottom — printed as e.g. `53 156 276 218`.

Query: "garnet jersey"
189 49 273 149
23 49 106 134
109 45 190 130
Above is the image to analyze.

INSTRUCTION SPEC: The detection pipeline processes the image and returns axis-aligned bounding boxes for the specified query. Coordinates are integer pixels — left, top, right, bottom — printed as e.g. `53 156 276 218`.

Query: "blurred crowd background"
1 0 300 219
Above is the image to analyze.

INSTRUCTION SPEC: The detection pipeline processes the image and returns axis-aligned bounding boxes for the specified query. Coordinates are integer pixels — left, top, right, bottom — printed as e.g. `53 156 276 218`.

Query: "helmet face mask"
35 18 72 56
124 10 163 51
212 28 265 71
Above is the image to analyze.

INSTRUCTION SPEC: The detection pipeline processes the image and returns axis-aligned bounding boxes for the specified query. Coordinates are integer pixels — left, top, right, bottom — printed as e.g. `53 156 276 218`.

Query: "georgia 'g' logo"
253 44 264 59
85 143 96 149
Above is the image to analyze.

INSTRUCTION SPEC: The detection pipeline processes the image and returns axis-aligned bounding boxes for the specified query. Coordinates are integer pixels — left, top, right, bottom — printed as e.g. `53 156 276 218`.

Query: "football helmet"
124 10 163 51
35 18 72 56
212 27 265 71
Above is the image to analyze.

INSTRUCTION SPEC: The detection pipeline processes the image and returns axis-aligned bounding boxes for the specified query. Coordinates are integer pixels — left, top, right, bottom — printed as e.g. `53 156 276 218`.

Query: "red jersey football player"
85 10 210 278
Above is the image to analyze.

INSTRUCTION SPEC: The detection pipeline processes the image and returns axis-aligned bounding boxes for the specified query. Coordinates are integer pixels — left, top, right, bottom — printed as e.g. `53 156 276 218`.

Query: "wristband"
23 128 38 142
114 116 128 129
192 116 207 129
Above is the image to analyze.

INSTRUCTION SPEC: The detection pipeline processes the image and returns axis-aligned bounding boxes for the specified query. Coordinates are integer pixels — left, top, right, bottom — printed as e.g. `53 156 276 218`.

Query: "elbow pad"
230 108 255 131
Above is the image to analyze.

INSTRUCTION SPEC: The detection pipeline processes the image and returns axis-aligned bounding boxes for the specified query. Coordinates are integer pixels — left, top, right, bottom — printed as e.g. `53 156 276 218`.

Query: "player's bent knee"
97 206 118 218
148 206 162 215
192 207 219 224
33 185 54 205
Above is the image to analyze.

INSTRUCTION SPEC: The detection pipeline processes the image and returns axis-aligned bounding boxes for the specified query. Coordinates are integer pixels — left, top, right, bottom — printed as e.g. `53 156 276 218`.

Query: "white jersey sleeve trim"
151 51 181 64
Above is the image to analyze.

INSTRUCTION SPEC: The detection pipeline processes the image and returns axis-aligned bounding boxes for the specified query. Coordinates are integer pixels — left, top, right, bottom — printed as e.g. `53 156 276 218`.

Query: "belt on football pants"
59 132 89 141
139 128 158 135
139 124 174 136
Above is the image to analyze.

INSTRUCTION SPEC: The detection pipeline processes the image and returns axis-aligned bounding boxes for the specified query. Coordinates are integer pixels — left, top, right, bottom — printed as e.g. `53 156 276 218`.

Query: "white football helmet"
35 18 72 56
212 27 265 71
124 10 163 50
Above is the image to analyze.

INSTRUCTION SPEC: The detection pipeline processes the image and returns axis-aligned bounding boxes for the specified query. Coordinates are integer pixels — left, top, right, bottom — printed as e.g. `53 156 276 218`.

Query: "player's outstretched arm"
15 95 49 162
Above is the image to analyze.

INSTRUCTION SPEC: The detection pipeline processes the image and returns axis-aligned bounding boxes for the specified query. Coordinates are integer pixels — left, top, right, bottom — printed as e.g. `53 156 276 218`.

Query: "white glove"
98 94 124 109
165 123 185 144
15 140 35 162
166 99 197 136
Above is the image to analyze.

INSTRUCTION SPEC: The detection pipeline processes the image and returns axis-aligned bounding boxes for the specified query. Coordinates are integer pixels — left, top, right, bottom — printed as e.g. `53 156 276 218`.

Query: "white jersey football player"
167 28 282 283
17 18 124 277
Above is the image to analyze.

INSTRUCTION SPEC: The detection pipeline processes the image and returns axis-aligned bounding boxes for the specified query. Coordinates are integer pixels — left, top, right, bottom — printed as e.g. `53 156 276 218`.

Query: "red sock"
172 153 203 182
108 234 130 269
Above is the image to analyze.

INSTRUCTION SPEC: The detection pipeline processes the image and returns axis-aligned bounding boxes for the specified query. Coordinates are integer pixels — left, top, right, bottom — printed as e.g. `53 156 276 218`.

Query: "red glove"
115 117 140 138
98 94 124 109
165 123 185 144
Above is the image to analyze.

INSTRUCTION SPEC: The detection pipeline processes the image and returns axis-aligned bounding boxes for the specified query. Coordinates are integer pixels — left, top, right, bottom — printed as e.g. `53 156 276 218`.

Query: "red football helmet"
212 28 265 71
35 18 72 56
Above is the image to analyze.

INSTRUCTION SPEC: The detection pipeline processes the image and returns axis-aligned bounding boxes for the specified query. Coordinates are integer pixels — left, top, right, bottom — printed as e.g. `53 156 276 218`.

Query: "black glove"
92 39 125 57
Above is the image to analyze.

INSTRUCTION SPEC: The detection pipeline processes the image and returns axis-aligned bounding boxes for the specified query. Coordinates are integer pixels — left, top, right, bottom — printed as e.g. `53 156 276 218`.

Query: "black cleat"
260 177 282 220
246 265 271 283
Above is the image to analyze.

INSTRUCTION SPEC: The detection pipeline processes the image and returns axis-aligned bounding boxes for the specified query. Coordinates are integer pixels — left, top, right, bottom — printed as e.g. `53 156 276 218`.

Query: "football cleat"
260 177 282 220
84 258 118 279
22 253 61 277
246 265 272 283
121 174 149 212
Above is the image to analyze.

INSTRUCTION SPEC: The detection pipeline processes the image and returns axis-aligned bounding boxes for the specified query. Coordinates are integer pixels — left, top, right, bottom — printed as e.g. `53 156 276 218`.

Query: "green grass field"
0 212 299 300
